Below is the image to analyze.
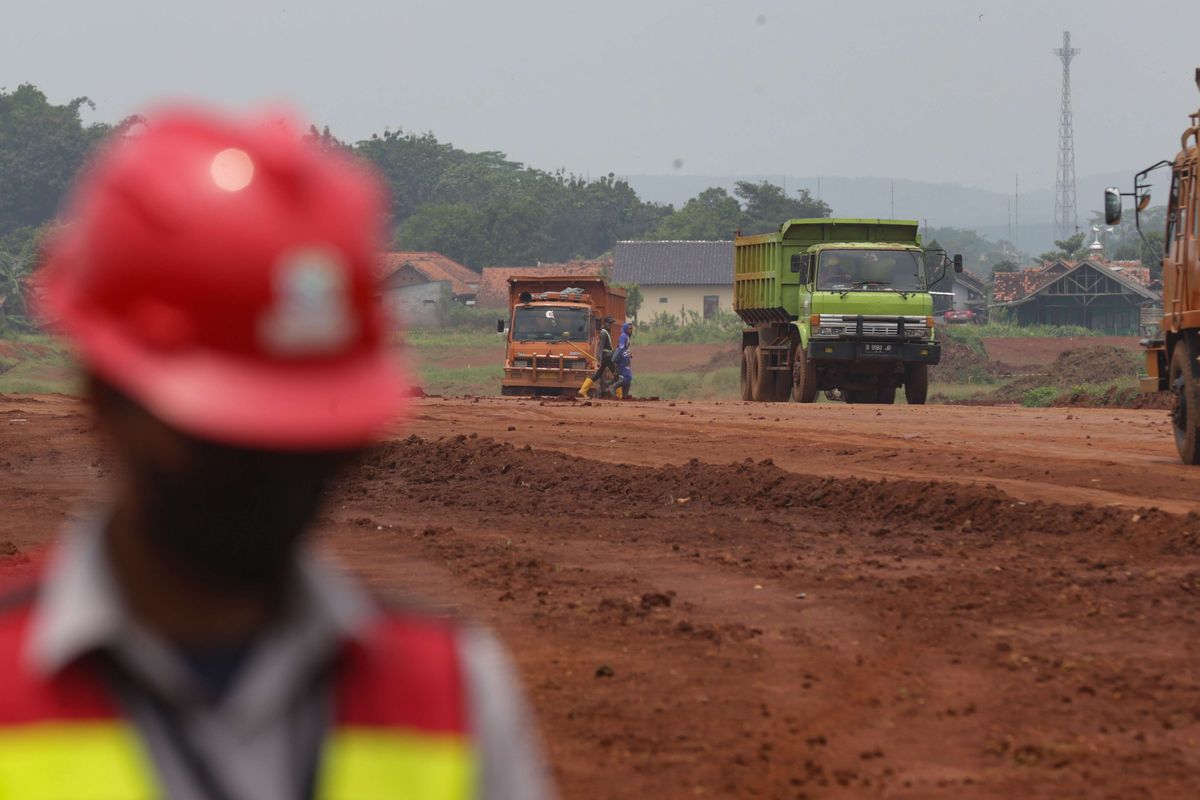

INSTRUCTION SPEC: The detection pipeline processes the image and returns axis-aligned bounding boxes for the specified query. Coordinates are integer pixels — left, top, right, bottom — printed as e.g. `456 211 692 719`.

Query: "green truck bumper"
808 341 941 364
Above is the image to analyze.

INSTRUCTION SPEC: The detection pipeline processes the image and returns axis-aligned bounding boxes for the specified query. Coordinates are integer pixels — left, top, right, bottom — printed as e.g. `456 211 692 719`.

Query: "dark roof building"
612 241 732 285
991 258 1158 333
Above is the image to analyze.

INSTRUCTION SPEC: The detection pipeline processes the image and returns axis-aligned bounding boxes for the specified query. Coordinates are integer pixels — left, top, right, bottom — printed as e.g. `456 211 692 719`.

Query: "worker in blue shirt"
613 321 634 399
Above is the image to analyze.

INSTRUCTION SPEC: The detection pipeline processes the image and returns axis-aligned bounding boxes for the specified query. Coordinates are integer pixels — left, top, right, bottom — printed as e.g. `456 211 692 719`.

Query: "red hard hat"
40 107 409 449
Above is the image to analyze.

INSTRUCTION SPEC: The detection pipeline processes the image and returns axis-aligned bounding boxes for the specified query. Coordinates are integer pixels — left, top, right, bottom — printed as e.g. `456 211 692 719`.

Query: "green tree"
0 85 114 237
0 221 56 331
1038 231 1087 263
1087 207 1166 280
612 283 643 319
653 187 742 240
734 181 831 235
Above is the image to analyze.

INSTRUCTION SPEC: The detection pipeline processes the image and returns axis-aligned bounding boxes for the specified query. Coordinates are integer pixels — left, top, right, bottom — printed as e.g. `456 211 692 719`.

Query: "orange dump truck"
497 276 627 396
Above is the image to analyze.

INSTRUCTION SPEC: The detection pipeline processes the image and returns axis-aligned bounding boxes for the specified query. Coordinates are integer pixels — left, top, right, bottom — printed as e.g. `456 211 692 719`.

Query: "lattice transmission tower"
1053 31 1081 241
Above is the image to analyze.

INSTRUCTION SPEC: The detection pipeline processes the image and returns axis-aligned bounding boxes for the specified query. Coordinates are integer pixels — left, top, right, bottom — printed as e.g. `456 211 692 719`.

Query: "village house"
612 241 733 322
376 251 480 328
991 258 1158 334
951 268 988 317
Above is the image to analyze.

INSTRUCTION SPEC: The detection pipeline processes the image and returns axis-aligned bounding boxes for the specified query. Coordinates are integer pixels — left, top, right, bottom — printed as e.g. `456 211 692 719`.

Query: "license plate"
861 343 896 356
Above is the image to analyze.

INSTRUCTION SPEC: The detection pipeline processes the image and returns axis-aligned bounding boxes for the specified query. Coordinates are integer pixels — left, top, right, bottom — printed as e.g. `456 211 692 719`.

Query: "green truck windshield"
817 249 925 292
512 306 591 341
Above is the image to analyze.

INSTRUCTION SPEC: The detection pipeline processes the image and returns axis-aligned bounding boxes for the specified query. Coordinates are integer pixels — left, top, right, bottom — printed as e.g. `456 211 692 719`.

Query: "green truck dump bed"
734 219 921 322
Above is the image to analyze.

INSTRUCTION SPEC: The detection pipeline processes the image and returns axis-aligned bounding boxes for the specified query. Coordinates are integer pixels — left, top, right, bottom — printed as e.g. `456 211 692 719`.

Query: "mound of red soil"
344 434 1197 548
1050 384 1174 410
990 345 1141 403
982 336 1139 368
932 339 1014 383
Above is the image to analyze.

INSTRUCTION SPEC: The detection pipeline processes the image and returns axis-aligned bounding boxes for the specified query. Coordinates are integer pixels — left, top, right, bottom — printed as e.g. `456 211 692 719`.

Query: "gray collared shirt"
26 525 552 800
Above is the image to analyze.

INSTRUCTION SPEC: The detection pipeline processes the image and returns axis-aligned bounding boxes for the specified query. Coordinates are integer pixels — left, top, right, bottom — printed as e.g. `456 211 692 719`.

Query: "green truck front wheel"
904 364 929 405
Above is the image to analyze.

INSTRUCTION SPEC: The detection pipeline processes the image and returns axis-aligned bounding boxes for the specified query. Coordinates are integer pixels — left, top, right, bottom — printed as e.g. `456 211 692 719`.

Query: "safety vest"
0 588 479 799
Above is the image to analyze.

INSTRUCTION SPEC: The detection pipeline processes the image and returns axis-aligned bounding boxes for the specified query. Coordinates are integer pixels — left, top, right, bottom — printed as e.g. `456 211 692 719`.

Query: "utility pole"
1053 31 1081 241
1015 174 1020 259
890 180 895 218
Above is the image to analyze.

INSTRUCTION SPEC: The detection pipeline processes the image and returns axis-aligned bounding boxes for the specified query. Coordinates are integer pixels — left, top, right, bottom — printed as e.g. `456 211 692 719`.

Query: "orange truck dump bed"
497 276 627 396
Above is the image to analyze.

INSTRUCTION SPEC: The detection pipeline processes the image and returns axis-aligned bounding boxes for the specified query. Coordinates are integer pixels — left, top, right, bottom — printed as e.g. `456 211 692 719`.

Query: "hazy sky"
4 0 1199 193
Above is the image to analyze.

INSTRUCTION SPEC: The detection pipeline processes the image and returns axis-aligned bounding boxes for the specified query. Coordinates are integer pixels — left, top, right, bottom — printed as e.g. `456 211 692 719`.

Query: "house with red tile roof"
377 252 479 301
376 251 479 328
475 260 611 308
990 259 1158 333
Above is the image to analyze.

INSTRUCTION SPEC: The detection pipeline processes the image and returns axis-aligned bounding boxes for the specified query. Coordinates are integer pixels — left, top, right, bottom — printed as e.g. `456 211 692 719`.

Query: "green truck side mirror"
1104 187 1123 225
790 254 803 273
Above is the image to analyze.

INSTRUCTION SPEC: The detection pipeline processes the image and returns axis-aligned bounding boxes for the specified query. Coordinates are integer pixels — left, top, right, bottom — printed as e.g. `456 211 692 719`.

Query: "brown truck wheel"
1170 341 1200 464
790 346 819 403
740 346 755 401
752 348 779 402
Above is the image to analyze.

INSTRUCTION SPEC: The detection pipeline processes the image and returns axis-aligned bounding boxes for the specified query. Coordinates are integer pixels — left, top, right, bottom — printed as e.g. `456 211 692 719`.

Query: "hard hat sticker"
545 310 555 319
259 248 358 356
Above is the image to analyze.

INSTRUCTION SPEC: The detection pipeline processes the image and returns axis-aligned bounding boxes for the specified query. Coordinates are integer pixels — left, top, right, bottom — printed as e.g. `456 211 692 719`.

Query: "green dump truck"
734 218 961 404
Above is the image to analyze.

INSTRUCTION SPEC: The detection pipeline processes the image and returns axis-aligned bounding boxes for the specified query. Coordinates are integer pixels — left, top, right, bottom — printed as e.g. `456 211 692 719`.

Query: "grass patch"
402 329 505 350
939 323 1101 356
1020 386 1060 408
633 367 740 400
638 311 743 344
415 364 502 396
928 382 996 402
0 334 77 395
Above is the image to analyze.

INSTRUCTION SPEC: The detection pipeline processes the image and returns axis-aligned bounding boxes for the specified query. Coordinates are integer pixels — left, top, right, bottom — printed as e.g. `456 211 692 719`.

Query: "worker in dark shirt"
578 314 616 397
0 107 552 800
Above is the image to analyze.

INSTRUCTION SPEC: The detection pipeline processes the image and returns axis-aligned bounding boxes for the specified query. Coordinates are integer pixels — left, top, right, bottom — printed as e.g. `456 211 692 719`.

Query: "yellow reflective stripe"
319 727 476 800
0 721 157 799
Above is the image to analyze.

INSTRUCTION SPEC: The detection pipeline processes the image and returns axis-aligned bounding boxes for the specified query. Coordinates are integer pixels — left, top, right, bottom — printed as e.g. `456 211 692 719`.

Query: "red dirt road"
3 394 1200 798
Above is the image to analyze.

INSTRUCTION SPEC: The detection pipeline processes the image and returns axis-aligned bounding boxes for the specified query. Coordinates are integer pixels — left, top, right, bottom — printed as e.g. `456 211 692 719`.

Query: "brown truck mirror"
1104 187 1123 225
497 319 505 333
953 254 963 273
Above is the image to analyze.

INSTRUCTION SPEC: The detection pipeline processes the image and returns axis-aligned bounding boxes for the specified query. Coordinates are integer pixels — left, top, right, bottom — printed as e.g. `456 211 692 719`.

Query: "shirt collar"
26 519 378 679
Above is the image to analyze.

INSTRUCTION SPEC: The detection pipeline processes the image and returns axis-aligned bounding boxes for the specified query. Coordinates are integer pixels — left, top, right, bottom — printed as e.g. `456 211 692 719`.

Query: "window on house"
658 297 668 303
703 295 719 319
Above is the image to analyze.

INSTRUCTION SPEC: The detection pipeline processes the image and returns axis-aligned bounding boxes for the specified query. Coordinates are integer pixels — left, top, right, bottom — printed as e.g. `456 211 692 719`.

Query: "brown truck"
497 276 627 396
1105 68 1200 462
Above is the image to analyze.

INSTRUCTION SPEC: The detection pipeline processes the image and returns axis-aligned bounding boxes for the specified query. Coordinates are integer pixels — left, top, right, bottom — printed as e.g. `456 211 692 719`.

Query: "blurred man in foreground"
0 109 551 799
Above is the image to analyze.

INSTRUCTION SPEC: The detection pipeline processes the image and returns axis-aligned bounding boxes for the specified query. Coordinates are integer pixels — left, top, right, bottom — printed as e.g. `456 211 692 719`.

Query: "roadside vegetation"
0 334 75 394
637 311 743 344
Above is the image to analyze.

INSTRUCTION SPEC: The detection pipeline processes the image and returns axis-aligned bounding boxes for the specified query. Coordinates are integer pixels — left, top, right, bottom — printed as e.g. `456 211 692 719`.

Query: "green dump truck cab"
734 218 961 404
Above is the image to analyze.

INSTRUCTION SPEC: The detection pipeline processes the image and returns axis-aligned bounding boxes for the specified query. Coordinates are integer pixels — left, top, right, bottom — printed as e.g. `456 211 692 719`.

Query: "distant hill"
623 173 1135 256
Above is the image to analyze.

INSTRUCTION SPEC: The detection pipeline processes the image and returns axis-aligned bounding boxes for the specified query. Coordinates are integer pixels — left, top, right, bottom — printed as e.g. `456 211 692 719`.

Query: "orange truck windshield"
512 306 591 341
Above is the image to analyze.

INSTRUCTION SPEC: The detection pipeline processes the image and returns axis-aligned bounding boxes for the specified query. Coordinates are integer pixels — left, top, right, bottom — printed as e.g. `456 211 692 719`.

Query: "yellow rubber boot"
578 377 594 397
614 386 623 399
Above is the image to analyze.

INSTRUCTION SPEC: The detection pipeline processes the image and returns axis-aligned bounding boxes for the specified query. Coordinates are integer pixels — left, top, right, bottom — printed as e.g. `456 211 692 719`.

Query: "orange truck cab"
497 276 627 396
